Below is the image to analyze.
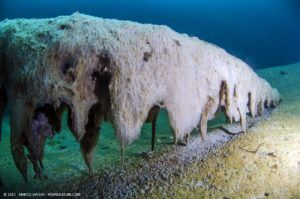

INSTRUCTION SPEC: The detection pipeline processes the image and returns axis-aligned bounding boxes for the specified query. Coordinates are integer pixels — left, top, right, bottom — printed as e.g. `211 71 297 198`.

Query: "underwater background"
1 0 300 197
1 0 300 69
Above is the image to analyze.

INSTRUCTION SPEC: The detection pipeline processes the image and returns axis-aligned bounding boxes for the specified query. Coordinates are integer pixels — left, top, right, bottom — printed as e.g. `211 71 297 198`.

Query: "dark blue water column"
0 0 299 69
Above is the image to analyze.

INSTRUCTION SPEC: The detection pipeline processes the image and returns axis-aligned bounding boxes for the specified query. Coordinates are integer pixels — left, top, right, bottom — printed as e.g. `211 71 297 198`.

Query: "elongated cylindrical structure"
0 13 280 180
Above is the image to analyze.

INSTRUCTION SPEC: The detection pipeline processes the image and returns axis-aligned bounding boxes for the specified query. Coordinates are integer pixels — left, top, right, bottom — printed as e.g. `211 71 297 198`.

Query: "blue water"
0 0 299 69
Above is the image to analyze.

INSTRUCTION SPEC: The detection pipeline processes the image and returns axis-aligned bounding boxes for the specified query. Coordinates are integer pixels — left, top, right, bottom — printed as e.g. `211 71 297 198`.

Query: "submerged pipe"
0 13 280 181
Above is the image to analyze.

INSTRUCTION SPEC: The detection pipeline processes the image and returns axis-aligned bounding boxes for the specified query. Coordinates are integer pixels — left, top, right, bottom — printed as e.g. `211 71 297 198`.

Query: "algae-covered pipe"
0 13 280 182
